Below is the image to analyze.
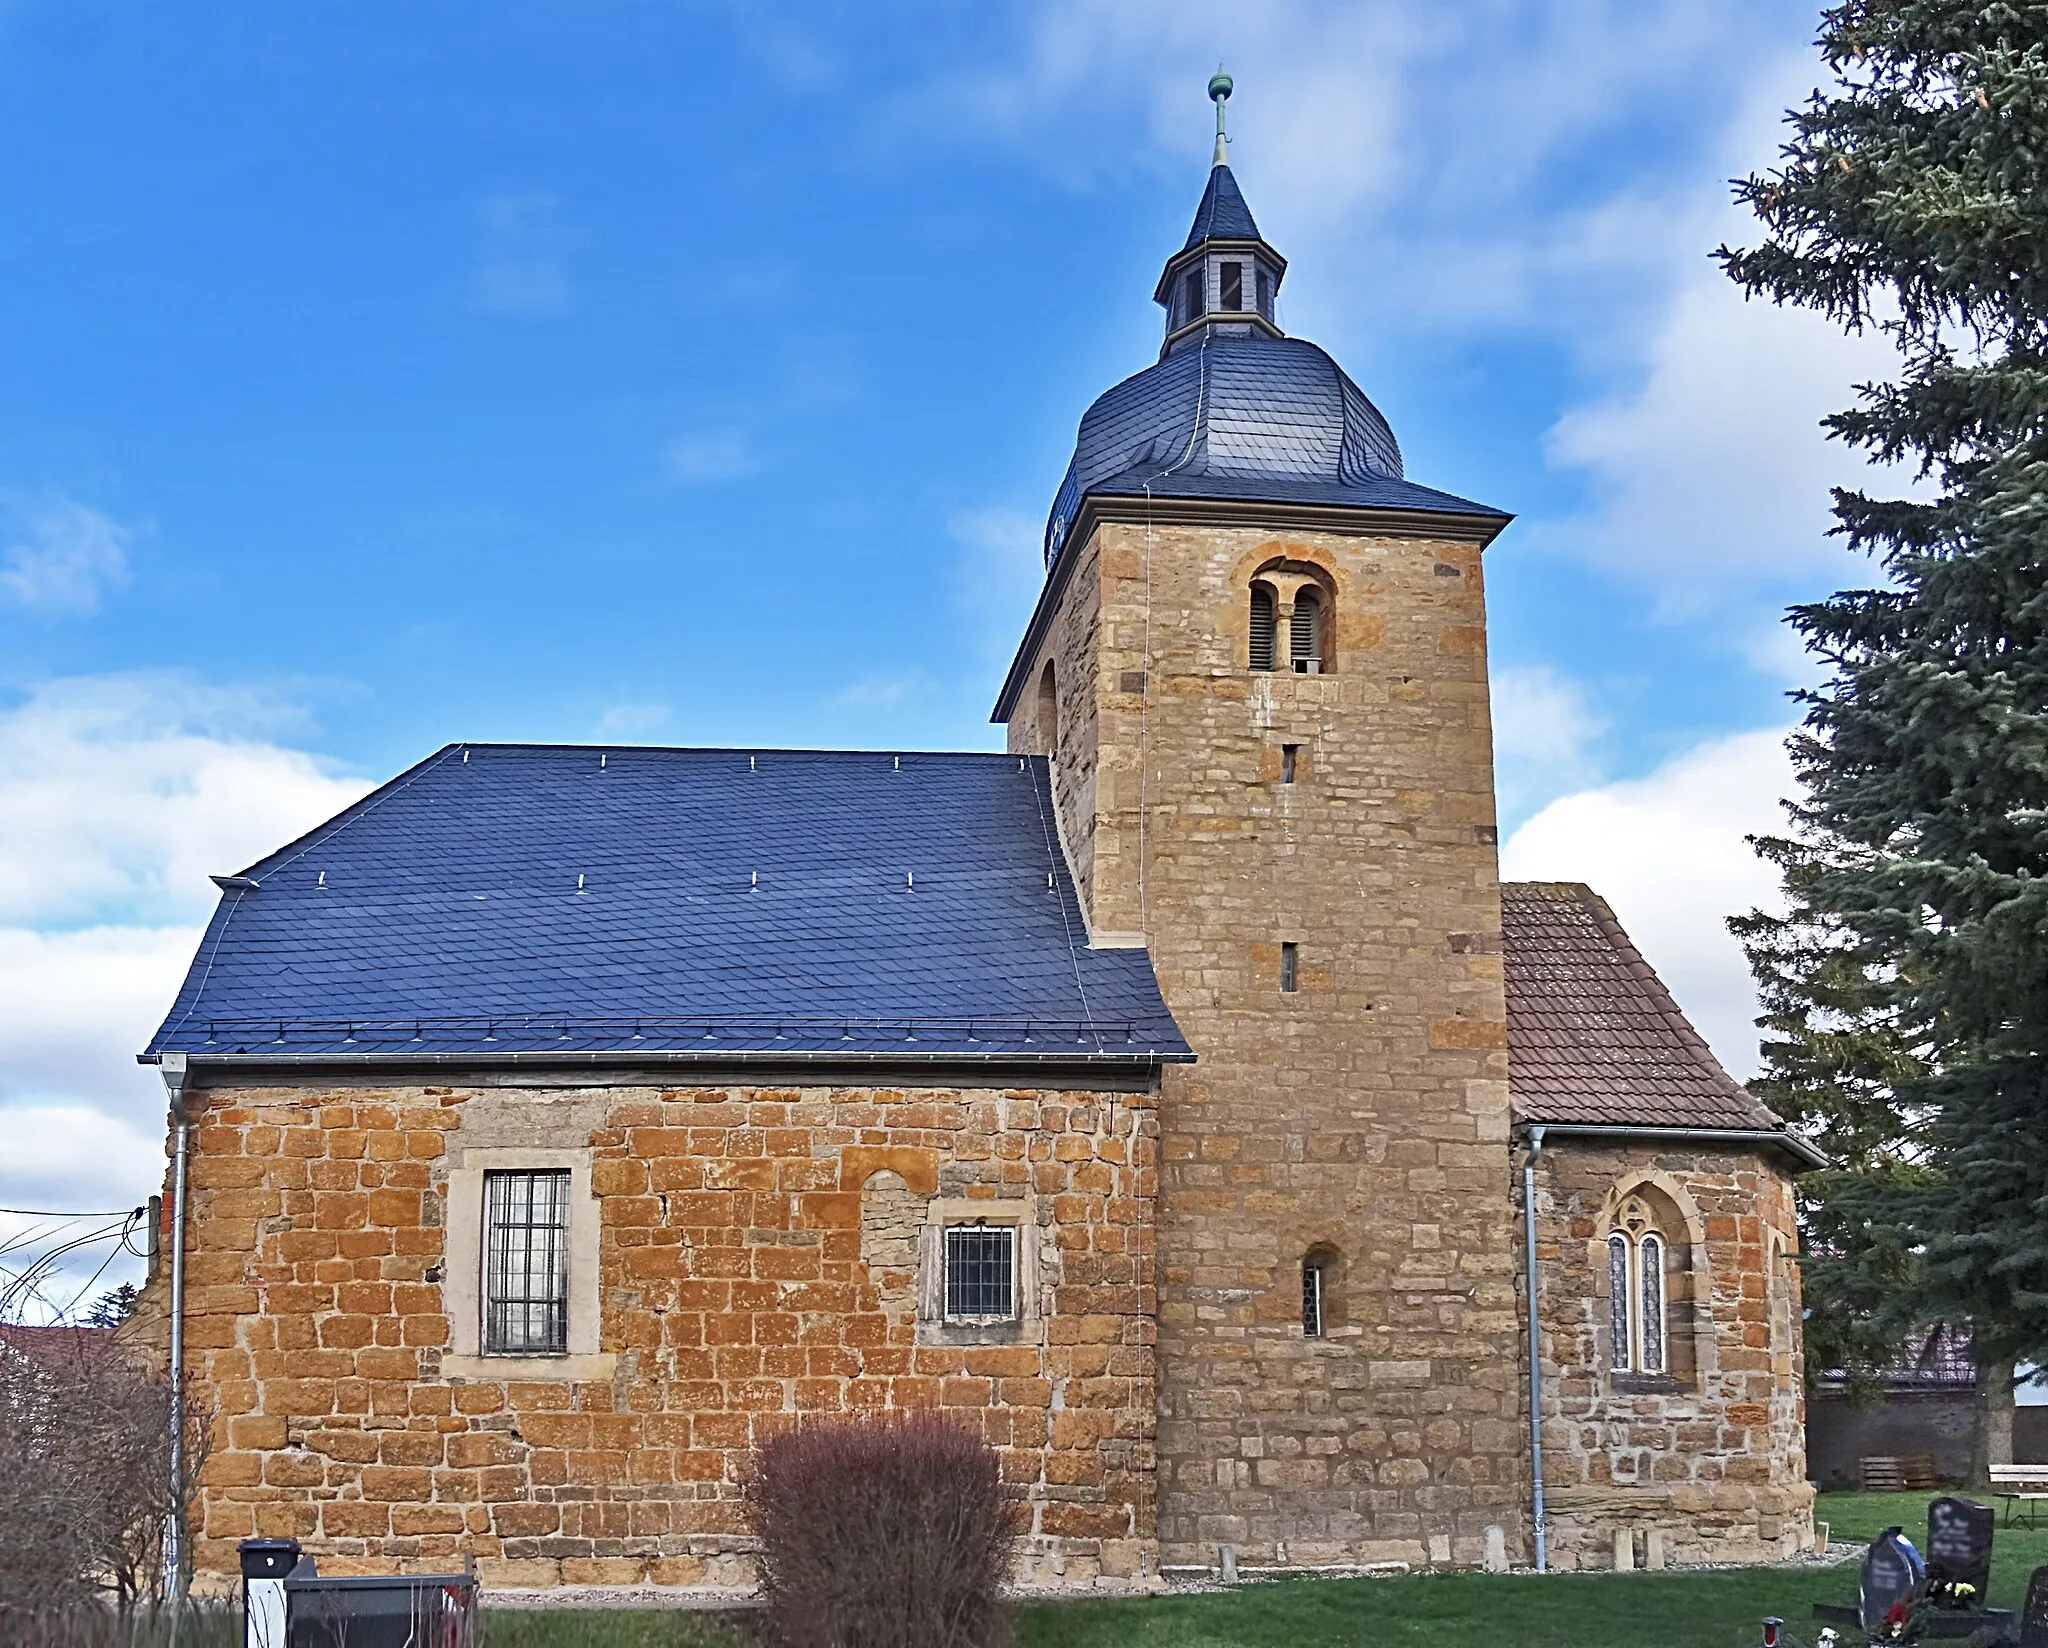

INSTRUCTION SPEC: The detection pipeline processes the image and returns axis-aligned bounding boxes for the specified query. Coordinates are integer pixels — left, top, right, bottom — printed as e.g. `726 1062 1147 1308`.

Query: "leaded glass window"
1607 1233 1631 1371
1638 1234 1666 1374
944 1225 1016 1320
483 1170 570 1355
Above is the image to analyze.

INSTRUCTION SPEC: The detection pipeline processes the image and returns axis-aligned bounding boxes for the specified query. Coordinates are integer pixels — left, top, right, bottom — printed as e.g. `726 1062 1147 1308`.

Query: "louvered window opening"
484 1170 570 1356
1256 267 1272 318
1249 584 1277 671
1221 261 1244 311
945 1225 1017 1320
1183 269 1202 325
1301 1258 1324 1338
1291 592 1323 673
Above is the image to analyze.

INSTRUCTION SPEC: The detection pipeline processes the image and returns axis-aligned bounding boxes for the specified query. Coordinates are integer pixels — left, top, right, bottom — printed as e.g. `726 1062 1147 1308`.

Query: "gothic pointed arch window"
1607 1195 1668 1375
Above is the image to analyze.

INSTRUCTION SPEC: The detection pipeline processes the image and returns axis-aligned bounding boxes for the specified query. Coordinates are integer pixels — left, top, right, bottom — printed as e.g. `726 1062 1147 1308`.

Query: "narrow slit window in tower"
1221 261 1244 311
1302 1256 1325 1338
1280 941 1298 993
1291 590 1323 673
1281 744 1298 784
1249 584 1277 671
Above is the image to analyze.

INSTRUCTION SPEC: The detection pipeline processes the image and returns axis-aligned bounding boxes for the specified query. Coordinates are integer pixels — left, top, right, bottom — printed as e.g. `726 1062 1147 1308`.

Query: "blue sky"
1 0 1899 1236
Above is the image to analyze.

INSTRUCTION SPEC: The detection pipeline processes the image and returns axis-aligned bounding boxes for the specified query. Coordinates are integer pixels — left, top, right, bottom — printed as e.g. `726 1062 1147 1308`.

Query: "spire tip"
1209 68 1233 167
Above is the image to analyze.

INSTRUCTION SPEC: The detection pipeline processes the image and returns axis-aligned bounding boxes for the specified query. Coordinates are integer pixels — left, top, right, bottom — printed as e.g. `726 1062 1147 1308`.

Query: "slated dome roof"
1040 154 1503 565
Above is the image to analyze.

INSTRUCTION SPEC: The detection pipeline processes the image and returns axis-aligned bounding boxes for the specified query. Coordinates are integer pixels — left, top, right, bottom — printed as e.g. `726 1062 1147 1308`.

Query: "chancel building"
139 88 1820 1590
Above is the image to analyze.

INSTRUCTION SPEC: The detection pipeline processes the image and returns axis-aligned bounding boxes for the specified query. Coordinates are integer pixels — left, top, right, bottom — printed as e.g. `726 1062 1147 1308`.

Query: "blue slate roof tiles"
144 746 1191 1066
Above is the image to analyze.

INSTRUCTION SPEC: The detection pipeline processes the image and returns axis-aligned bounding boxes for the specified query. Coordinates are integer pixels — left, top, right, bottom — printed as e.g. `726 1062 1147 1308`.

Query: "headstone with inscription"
1861 1526 1926 1636
1925 1495 1996 1610
2020 1563 2048 1648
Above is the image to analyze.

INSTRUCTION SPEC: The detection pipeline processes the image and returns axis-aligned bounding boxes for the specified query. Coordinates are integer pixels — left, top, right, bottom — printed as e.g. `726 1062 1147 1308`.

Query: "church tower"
995 77 1527 1568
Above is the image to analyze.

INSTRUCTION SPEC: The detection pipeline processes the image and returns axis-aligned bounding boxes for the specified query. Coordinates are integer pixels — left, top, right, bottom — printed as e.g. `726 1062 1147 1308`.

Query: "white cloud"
472 190 578 318
1531 57 1908 615
662 430 764 483
0 675 370 1220
594 702 671 740
1490 663 1609 825
0 499 133 616
0 674 372 928
1501 726 1795 1078
949 506 1046 672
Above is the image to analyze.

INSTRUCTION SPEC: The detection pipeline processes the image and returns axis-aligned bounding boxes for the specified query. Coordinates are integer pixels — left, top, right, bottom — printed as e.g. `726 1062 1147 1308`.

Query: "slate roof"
142 746 1191 1068
1042 336 1505 565
1500 881 1795 1138
1181 163 1263 249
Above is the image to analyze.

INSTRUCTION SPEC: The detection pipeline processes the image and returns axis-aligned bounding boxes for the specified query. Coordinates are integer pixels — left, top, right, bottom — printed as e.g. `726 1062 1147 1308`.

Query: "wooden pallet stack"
1862 1455 1906 1492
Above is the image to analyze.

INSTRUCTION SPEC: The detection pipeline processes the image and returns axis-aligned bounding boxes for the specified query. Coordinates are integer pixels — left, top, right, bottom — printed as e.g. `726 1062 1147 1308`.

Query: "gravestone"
1861 1526 1926 1635
2020 1563 2048 1648
1925 1496 1996 1610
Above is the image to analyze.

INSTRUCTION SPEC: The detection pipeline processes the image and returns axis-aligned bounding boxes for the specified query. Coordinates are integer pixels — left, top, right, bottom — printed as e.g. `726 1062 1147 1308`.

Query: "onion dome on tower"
1039 73 1505 568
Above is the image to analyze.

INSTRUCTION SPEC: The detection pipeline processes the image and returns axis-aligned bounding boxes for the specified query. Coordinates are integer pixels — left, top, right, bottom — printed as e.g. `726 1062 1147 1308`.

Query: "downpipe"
162 1052 191 1607
1523 1125 1548 1574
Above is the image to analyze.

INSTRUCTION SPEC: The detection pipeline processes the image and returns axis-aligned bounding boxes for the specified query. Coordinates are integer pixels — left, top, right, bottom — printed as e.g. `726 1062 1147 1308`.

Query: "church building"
138 84 1820 1591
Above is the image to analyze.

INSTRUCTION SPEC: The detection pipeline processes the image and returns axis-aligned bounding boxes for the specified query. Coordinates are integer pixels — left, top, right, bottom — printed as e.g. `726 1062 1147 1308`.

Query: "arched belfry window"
1035 661 1058 756
1291 589 1323 674
1607 1196 1667 1375
1249 583 1277 671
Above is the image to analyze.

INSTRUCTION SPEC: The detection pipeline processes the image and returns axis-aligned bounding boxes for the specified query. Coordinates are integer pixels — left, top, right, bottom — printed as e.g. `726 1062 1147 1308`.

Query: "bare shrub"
744 1412 1023 1648
0 1601 239 1648
0 1325 211 1614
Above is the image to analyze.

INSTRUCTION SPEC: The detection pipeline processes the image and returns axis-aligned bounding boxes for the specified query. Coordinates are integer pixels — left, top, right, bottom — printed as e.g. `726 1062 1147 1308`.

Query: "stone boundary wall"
145 1077 1157 1593
1528 1142 1814 1569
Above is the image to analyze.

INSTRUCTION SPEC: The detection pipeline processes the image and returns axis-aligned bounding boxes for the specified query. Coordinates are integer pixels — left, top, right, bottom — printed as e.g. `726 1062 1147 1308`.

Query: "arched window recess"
1607 1197 1668 1376
1245 562 1335 675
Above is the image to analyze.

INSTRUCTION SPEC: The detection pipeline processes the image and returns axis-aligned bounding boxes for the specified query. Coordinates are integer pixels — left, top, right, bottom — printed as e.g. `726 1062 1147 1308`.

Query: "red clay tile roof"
1501 880 1786 1134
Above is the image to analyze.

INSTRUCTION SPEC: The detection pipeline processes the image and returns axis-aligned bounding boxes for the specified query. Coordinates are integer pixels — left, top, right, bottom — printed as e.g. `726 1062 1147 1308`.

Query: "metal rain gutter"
1517 1122 1827 1171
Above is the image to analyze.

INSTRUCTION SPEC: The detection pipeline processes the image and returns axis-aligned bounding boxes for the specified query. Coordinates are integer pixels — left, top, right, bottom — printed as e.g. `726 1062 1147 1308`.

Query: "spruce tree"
1719 0 2048 1445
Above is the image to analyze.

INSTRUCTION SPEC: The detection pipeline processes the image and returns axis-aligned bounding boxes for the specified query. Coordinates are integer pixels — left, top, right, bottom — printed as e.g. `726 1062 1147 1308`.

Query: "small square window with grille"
1221 262 1244 311
944 1225 1017 1320
483 1170 570 1356
1280 941 1299 993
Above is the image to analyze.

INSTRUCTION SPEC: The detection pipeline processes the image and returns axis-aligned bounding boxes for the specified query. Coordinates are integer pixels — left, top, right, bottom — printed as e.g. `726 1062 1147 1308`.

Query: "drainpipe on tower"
161 1051 191 1606
1523 1124 1548 1573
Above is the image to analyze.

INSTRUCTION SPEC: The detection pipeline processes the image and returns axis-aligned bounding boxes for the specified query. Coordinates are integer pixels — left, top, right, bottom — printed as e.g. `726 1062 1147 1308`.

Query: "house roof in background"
143 745 1190 1067
1501 880 1790 1137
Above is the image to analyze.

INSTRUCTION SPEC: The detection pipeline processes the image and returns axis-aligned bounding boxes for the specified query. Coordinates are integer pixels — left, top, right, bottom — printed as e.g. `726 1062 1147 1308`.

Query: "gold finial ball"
1209 70 1233 104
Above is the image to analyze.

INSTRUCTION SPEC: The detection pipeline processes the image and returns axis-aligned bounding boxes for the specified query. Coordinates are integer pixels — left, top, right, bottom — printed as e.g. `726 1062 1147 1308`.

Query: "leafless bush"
0 1600 239 1648
744 1411 1022 1648
0 1325 211 1614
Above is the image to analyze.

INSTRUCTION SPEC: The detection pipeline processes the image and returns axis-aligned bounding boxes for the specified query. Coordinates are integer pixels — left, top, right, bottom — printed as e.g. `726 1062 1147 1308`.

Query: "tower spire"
1209 68 1232 168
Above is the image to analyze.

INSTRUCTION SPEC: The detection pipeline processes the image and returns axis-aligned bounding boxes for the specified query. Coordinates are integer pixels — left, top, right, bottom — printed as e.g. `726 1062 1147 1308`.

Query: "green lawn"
480 1489 2048 1648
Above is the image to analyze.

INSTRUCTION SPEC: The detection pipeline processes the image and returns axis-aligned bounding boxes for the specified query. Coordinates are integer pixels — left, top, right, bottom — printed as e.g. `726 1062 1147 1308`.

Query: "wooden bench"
1990 1465 2048 1528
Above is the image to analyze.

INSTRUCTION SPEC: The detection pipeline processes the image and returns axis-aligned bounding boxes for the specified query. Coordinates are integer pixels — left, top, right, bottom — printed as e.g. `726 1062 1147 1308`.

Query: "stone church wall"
1527 1142 1814 1569
1011 517 1526 1569
152 1075 1157 1593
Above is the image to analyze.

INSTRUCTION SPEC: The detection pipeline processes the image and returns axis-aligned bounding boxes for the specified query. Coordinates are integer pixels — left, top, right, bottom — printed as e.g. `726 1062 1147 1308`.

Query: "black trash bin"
282 1569 479 1648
